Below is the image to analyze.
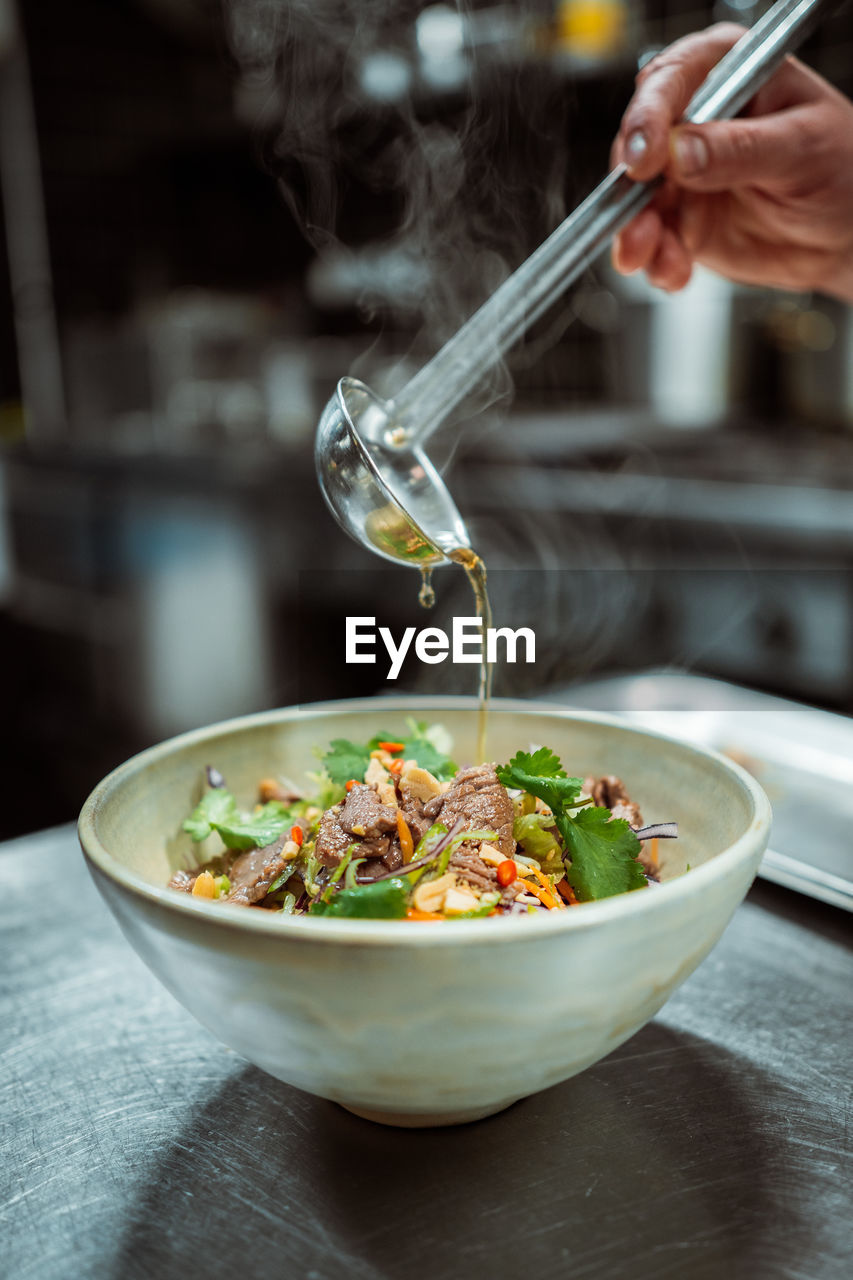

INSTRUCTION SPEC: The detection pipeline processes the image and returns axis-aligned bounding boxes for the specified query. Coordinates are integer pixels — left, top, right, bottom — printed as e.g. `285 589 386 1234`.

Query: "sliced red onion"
632 822 678 841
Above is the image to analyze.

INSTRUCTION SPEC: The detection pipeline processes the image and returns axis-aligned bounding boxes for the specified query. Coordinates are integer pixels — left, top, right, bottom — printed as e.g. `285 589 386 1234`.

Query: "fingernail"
673 131 708 176
626 130 648 162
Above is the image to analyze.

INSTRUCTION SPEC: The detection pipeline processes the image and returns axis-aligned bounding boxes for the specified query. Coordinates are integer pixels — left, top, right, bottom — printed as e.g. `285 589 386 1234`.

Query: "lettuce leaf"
513 813 563 873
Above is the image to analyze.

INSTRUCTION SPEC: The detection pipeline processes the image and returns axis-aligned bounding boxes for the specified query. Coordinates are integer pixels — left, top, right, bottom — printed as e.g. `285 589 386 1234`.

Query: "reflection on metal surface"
760 848 853 912
364 502 445 566
4 824 852 1276
557 671 853 909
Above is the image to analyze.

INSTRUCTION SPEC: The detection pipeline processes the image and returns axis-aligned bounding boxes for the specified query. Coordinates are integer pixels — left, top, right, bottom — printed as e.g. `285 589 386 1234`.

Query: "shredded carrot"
649 837 659 868
519 879 560 911
345 779 359 792
406 907 444 921
388 758 404 777
396 811 414 861
556 878 579 906
289 824 304 847
378 740 405 753
520 863 565 908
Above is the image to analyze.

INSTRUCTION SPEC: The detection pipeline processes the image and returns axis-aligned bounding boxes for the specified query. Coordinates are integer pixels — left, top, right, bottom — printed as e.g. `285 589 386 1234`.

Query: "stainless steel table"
2 825 851 1280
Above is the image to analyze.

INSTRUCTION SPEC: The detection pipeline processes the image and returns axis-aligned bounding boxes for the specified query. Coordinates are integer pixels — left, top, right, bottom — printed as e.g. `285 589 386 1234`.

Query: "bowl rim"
78 694 772 948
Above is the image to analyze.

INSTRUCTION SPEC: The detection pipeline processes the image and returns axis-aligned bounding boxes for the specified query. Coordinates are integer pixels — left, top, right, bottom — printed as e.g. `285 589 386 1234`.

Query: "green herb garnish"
309 877 409 919
320 725 456 787
497 749 646 901
182 787 301 851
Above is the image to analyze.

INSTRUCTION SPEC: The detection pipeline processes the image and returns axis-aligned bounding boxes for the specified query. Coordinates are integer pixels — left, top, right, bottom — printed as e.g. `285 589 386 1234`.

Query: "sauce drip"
449 547 492 765
418 568 435 609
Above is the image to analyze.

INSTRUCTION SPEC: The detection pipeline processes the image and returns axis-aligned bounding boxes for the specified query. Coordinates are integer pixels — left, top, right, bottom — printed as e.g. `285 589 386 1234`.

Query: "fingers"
668 106 816 192
612 207 693 292
746 52 828 115
612 207 660 275
614 23 745 180
647 229 693 292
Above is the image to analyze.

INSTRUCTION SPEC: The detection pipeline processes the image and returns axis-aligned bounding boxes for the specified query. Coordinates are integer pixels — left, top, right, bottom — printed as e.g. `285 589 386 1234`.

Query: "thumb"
669 114 805 191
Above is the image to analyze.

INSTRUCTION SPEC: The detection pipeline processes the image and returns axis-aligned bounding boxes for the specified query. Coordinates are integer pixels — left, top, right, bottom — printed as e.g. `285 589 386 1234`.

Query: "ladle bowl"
315 376 471 568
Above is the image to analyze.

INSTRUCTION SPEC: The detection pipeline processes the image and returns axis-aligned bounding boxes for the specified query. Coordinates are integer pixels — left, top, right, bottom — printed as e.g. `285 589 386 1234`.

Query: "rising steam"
225 0 573 414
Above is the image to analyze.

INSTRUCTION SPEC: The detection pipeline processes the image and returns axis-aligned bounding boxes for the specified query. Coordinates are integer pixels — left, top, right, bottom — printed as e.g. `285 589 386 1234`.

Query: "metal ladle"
316 0 836 568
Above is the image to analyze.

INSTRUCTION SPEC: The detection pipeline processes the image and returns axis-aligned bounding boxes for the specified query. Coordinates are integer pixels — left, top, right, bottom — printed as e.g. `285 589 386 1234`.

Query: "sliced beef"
314 805 356 866
226 836 289 906
398 795 432 845
356 858 387 881
424 764 514 857
315 785 399 869
168 868 199 894
356 843 407 882
339 785 398 838
448 848 499 893
584 775 643 828
382 844 404 872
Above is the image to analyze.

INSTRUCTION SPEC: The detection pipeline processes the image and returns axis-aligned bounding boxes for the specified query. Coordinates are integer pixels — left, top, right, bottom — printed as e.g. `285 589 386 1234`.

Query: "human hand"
610 23 853 301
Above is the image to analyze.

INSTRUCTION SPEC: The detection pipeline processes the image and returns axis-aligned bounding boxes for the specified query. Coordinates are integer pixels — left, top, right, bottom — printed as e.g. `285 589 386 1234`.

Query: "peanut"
443 885 481 915
191 870 216 899
412 872 456 915
399 764 442 802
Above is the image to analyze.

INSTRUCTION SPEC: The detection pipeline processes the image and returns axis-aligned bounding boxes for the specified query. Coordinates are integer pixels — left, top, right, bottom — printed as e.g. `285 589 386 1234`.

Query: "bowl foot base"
340 1100 516 1128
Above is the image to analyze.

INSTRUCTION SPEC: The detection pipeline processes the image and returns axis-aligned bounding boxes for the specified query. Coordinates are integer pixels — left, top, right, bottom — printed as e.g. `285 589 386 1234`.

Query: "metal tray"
545 672 853 911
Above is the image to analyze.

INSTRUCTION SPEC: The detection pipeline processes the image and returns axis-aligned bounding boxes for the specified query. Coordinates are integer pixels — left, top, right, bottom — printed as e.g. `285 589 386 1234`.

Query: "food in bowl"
169 720 677 920
78 697 771 1125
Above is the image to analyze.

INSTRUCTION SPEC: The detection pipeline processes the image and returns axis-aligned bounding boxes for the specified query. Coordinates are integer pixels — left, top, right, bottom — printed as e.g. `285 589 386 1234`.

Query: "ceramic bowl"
78 696 771 1127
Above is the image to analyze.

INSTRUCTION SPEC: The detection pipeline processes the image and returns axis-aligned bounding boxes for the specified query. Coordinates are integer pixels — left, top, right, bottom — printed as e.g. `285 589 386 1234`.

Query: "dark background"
2 0 853 839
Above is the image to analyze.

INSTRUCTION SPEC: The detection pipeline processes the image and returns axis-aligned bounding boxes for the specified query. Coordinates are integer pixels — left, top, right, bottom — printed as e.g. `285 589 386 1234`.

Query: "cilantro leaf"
322 738 373 786
321 726 456 787
557 806 647 902
402 720 457 779
183 788 239 841
212 801 298 851
497 747 647 902
183 787 299 851
496 750 584 812
399 731 456 780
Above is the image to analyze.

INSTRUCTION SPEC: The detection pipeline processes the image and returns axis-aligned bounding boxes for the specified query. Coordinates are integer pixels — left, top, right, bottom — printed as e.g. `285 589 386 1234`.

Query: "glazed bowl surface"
78 696 771 1126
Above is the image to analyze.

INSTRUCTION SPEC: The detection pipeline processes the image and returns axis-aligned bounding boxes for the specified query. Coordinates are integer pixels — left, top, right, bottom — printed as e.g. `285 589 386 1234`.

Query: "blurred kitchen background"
2 0 853 840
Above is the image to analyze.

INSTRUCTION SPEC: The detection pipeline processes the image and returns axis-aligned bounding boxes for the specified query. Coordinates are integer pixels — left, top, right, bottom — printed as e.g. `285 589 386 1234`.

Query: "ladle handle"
391 0 837 443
